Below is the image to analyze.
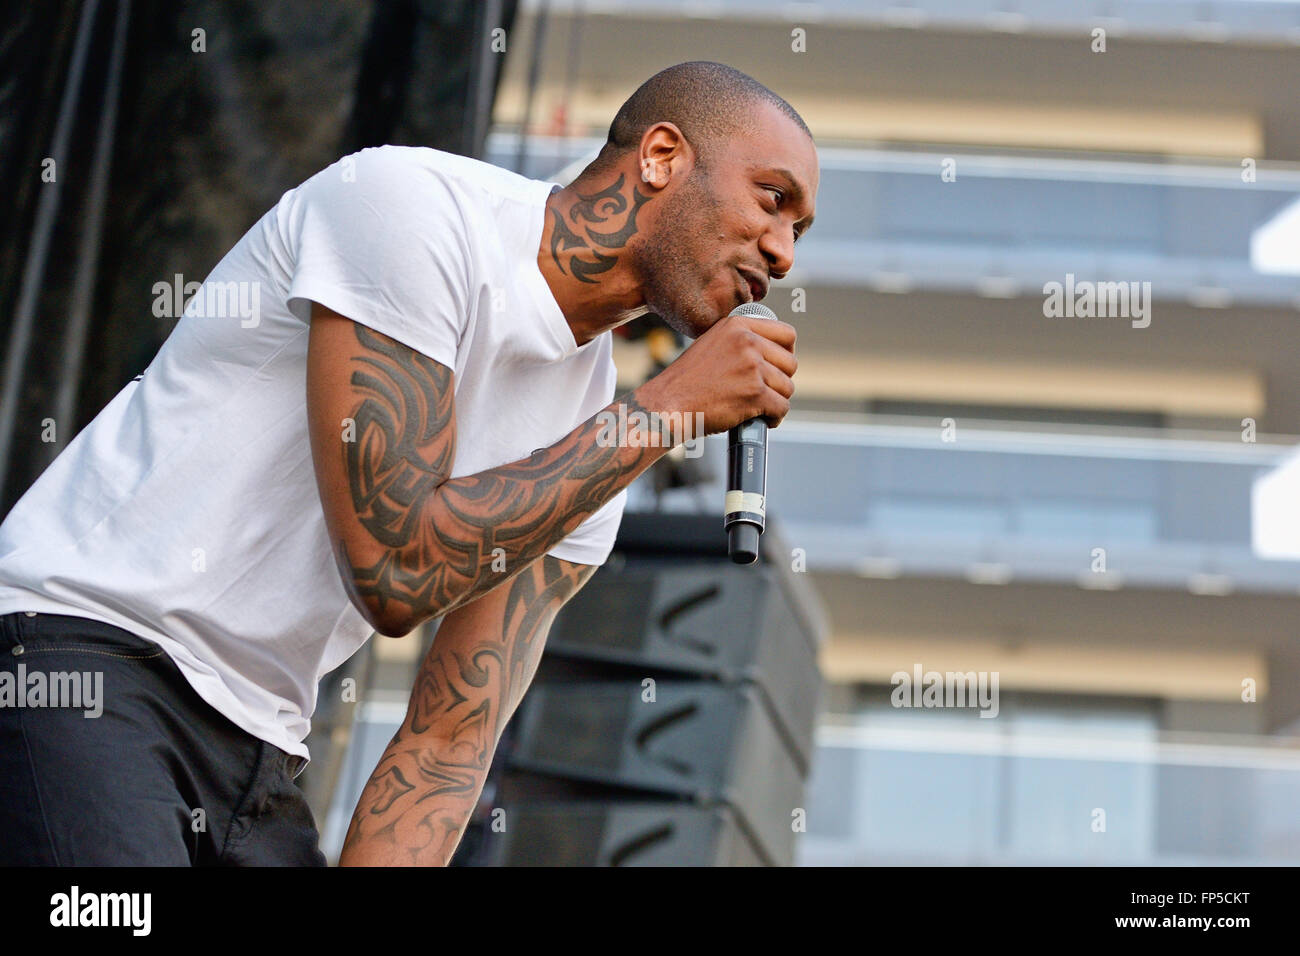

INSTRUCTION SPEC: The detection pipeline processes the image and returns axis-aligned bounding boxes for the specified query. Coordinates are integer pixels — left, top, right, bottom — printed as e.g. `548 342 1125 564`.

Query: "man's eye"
765 186 783 205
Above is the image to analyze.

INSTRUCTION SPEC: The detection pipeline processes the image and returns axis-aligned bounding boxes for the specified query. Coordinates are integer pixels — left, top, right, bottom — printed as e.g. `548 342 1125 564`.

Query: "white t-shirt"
0 145 627 763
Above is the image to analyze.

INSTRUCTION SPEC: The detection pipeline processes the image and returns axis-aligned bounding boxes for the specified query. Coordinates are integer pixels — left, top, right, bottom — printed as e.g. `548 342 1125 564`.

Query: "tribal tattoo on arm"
339 554 597 866
335 321 664 633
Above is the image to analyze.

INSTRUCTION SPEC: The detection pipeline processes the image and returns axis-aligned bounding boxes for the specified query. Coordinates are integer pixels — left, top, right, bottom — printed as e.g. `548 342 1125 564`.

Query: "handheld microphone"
724 301 779 564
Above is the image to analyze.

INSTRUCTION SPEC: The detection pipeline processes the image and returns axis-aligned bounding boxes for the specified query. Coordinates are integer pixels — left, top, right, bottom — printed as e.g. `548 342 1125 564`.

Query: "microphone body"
724 302 778 563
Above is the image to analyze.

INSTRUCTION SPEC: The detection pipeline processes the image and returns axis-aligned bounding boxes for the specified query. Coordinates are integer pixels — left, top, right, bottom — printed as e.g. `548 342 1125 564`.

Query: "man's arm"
306 302 667 635
337 552 596 866
307 296 796 637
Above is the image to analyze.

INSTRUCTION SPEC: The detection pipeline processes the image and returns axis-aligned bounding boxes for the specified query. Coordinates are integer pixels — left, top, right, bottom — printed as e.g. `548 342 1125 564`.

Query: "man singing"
0 60 817 866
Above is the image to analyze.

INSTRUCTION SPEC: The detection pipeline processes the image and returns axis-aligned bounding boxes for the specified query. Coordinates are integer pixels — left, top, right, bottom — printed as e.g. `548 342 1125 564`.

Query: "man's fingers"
755 335 797 378
759 386 792 428
762 362 796 401
742 315 797 352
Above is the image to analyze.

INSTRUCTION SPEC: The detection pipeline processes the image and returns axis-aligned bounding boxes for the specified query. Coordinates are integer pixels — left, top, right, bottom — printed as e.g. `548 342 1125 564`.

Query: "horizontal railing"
630 417 1300 593
487 134 1300 307
798 716 1300 865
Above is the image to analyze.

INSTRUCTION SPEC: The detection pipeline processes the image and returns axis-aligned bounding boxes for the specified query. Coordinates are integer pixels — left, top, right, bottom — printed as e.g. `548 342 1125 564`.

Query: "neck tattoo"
549 172 651 284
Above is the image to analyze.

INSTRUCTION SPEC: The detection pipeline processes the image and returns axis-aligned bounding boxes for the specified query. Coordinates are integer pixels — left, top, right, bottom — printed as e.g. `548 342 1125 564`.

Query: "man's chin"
653 309 706 341
670 314 717 341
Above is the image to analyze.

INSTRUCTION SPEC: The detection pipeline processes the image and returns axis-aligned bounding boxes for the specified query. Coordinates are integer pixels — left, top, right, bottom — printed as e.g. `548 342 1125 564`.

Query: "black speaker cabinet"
504 680 805 865
546 559 822 772
472 801 769 866
463 512 830 867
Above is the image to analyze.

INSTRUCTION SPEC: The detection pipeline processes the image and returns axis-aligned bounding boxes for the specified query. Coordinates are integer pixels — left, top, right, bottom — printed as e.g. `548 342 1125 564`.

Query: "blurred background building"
484 0 1300 865
5 0 1300 864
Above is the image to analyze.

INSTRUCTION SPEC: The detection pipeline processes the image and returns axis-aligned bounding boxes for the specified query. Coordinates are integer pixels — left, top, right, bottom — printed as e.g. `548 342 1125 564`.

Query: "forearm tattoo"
339 323 652 630
340 555 596 865
549 172 650 284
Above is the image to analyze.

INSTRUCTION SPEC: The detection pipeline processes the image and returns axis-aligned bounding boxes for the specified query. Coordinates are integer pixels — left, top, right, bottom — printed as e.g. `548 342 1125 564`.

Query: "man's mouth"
737 268 766 302
734 269 753 304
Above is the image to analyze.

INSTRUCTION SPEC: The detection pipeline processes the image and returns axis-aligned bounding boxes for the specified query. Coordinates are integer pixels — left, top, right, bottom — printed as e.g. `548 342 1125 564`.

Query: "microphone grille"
729 301 778 320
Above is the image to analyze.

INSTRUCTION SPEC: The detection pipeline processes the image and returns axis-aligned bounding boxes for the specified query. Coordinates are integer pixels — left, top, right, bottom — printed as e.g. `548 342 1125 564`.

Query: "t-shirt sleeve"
546 487 628 567
284 146 471 370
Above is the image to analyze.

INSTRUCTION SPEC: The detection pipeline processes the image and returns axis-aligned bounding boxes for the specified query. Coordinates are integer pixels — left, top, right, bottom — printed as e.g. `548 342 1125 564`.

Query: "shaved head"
590 61 813 176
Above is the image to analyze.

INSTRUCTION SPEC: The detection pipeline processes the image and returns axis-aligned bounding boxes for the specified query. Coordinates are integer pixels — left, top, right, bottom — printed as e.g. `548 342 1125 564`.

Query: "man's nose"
759 224 795 279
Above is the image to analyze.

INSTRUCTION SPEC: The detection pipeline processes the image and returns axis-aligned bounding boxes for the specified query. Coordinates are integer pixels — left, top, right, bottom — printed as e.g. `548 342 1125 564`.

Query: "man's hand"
636 311 797 434
338 554 596 866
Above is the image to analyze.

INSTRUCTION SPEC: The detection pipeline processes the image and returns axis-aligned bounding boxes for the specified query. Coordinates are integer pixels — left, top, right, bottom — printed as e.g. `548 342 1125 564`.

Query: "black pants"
0 611 327 866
